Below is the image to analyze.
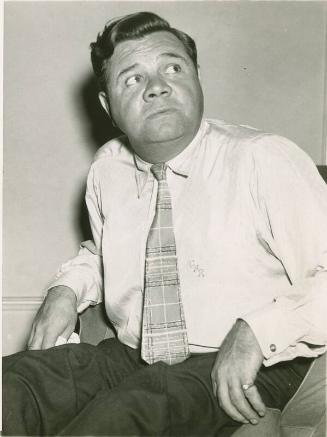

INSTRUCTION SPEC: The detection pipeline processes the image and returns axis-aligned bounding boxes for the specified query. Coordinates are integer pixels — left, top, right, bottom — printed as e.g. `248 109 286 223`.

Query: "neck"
131 124 201 164
134 140 188 164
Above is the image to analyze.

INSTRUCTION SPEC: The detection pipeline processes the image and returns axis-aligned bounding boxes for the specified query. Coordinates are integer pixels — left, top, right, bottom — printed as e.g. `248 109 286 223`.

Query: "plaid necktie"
141 163 190 365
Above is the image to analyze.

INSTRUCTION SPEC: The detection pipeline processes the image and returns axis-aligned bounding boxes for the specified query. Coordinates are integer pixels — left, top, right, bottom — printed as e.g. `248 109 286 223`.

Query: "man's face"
100 31 204 163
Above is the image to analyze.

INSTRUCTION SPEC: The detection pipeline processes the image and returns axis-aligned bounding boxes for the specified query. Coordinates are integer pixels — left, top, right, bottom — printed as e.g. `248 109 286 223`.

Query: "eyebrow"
158 52 189 64
117 63 139 81
116 52 190 82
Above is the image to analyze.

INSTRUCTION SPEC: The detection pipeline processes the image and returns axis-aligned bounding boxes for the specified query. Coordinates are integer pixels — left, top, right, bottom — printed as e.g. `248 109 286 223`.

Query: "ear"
98 91 117 128
98 91 111 116
197 64 202 82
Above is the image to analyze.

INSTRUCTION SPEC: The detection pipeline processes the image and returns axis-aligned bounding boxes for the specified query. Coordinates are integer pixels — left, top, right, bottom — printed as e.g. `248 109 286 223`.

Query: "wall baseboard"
3 295 44 311
3 296 44 356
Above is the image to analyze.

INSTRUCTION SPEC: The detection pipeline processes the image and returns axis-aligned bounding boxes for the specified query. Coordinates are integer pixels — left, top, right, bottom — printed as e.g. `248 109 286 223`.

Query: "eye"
125 74 142 87
165 64 182 74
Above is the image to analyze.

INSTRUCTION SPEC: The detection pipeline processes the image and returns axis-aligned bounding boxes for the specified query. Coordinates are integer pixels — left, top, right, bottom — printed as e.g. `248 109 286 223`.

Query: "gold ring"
242 383 254 391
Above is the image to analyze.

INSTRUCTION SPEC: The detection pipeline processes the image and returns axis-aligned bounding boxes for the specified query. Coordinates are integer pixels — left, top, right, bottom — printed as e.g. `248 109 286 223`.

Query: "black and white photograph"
2 1 327 435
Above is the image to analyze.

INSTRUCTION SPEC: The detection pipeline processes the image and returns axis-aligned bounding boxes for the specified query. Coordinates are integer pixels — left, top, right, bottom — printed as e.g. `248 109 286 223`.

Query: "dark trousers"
3 338 312 436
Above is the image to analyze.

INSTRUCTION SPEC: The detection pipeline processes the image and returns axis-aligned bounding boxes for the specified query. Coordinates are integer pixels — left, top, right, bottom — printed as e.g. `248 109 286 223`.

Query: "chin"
144 120 186 144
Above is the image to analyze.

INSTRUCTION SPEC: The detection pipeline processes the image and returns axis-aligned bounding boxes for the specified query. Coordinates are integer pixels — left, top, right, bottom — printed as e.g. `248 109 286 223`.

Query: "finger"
217 382 249 424
62 323 75 340
229 380 260 424
212 379 217 396
27 324 36 349
28 328 44 350
41 329 65 350
243 385 266 417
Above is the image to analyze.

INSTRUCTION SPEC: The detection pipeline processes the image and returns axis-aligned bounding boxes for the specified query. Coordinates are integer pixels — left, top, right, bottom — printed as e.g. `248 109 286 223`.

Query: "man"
3 11 327 436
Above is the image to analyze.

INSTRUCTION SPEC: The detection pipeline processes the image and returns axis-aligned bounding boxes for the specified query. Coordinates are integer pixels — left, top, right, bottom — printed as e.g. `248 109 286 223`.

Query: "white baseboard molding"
3 295 44 311
3 296 44 356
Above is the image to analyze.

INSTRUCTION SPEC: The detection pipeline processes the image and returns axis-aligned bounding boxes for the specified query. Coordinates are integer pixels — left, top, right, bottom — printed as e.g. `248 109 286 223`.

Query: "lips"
146 107 177 119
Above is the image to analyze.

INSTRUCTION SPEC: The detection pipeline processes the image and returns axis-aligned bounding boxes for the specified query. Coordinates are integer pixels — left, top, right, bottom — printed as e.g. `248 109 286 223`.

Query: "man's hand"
211 319 265 425
27 286 78 350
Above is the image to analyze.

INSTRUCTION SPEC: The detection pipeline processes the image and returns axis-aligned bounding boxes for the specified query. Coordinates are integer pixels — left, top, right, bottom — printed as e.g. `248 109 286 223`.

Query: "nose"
143 76 172 102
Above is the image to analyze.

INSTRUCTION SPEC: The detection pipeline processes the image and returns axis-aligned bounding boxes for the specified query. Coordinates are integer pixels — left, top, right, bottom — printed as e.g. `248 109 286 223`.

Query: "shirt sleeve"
47 165 104 313
241 134 327 366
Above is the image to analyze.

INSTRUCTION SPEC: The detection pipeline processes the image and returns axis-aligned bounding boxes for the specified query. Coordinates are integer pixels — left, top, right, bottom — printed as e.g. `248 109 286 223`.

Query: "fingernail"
250 419 258 425
259 411 265 417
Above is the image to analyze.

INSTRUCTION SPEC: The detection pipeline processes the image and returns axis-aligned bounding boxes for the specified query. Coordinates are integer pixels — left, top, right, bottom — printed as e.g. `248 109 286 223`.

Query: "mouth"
146 107 177 119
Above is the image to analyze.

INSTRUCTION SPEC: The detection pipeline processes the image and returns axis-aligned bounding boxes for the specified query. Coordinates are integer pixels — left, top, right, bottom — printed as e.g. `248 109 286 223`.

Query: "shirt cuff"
241 299 308 363
48 270 101 313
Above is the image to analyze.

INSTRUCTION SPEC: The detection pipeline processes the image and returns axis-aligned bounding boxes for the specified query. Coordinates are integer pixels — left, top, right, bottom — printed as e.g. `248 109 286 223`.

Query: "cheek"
118 90 142 118
176 78 201 99
112 93 145 134
111 91 135 119
179 83 203 116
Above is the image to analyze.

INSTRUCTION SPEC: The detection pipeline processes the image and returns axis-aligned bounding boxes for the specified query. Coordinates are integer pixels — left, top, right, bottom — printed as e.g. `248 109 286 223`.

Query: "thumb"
61 319 77 339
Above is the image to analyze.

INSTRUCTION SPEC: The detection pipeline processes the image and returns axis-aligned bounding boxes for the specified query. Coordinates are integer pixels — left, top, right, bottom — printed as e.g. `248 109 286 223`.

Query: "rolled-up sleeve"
48 165 104 313
242 135 327 366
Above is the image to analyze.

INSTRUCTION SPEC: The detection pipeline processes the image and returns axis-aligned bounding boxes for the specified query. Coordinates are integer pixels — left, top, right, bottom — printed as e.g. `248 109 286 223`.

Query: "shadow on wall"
75 73 122 242
78 72 121 151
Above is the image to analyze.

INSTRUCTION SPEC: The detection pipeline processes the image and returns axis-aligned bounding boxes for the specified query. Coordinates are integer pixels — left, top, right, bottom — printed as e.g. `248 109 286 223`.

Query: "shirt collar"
134 119 206 197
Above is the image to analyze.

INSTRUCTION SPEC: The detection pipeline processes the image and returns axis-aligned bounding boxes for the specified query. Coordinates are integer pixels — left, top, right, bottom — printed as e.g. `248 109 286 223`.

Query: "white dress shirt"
49 119 327 366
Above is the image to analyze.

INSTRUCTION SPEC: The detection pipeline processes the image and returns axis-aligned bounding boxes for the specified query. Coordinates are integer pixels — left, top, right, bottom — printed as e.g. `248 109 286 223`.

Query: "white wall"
3 1 327 355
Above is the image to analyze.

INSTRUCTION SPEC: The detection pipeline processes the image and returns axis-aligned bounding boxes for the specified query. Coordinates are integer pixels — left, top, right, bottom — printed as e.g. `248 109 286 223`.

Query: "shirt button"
270 344 277 353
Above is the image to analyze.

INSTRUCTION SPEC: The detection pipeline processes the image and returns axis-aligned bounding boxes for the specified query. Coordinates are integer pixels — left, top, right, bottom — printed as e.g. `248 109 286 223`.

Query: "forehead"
108 31 190 73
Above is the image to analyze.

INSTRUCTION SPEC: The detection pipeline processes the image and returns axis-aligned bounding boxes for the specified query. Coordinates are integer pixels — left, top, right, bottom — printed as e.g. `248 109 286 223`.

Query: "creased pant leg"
2 338 144 436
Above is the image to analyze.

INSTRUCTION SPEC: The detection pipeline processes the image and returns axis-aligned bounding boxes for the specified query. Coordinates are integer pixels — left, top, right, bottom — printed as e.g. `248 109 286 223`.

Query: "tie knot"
151 163 167 181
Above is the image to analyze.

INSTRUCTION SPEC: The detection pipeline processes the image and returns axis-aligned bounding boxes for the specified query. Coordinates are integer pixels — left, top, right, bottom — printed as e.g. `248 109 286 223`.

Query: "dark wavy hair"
90 12 198 91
